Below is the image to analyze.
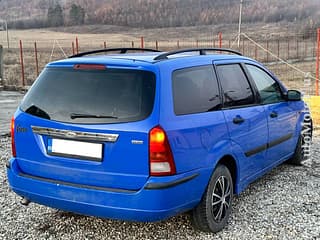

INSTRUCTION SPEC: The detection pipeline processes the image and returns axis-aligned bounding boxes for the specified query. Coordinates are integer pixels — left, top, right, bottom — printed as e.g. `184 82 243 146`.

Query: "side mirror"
286 90 302 101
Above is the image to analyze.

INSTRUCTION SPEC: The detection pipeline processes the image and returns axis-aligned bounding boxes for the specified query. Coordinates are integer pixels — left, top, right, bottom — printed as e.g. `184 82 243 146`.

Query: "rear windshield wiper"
25 105 51 120
70 113 118 120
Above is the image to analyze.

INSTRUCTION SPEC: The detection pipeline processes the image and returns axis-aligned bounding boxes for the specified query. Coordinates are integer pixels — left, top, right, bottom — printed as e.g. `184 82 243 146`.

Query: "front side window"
216 64 255 108
21 68 156 124
172 65 221 115
246 64 284 104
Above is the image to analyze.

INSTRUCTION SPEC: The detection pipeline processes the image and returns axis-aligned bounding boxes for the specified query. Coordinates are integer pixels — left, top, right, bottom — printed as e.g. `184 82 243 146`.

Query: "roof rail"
69 48 161 58
153 48 242 60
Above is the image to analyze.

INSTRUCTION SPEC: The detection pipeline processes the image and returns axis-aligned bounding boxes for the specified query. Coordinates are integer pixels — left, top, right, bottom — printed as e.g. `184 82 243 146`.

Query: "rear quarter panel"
156 57 243 192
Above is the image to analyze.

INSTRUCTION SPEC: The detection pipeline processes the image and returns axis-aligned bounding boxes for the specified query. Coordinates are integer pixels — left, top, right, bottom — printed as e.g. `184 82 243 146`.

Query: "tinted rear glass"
21 67 156 124
172 65 221 115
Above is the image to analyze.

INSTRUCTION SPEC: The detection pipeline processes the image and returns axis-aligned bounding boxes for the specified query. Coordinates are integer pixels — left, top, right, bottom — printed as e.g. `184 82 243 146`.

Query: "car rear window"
172 65 221 115
20 67 156 124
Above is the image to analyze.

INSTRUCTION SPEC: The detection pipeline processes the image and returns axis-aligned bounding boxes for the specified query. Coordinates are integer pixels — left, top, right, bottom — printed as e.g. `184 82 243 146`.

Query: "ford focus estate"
7 48 312 232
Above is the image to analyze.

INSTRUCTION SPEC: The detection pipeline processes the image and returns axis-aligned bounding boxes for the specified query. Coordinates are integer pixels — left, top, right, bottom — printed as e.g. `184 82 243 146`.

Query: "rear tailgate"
14 112 152 191
14 63 158 191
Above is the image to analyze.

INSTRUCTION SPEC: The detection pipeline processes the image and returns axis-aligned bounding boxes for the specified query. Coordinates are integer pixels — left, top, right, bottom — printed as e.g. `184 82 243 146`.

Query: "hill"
0 0 319 30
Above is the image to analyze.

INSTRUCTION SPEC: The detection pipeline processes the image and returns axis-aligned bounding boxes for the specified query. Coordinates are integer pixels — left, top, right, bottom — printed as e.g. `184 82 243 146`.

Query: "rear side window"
245 64 284 104
21 68 156 124
217 64 255 108
172 65 221 115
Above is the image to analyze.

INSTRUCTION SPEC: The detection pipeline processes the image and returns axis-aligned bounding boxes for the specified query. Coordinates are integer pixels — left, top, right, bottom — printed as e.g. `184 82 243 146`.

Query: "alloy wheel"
211 176 231 222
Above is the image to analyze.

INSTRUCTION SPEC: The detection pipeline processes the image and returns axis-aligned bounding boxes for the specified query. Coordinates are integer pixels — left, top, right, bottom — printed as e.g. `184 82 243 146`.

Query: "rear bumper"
7 158 211 222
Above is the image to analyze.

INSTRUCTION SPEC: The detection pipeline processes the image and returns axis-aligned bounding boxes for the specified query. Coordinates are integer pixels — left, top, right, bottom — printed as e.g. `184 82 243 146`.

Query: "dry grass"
0 24 317 89
267 60 316 94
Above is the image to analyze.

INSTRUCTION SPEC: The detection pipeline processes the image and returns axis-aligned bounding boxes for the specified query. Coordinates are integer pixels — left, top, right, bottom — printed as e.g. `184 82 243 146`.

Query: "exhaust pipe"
20 197 31 206
5 160 11 169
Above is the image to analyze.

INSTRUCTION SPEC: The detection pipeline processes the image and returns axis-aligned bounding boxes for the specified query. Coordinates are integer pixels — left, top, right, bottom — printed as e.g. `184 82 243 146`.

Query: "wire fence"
0 31 319 96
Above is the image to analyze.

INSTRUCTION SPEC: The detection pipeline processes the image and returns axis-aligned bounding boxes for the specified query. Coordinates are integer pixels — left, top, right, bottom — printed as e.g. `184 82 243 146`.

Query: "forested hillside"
0 0 319 29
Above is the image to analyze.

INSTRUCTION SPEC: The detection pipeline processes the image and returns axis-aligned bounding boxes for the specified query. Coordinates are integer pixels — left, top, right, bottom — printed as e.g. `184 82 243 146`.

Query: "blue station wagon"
7 48 312 232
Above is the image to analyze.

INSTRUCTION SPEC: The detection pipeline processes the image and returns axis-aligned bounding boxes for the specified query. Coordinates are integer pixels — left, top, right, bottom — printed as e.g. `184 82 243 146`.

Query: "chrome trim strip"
32 126 119 142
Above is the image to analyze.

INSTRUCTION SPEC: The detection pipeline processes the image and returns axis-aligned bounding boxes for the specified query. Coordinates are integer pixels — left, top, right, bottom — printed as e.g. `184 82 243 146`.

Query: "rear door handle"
233 116 245 124
270 111 278 118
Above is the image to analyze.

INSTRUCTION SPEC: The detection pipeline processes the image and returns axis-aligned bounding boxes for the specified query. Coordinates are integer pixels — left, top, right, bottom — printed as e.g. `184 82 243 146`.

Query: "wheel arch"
216 155 239 194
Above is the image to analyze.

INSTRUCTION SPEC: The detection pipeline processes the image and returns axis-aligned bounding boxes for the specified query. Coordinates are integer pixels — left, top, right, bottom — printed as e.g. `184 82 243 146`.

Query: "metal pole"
316 28 320 96
255 44 257 60
237 0 243 48
296 40 299 59
72 42 75 55
0 45 3 82
34 42 39 76
5 20 9 49
19 40 25 86
266 40 269 62
277 39 280 59
219 32 222 48
287 39 290 60
75 37 79 54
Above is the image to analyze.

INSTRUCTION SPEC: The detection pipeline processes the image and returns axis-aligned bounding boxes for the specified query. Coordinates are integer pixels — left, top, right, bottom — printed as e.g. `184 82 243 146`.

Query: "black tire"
288 121 313 165
191 164 233 233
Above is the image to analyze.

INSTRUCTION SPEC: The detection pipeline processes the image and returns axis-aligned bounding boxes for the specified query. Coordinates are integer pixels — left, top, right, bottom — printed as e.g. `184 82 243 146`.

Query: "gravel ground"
1 136 320 240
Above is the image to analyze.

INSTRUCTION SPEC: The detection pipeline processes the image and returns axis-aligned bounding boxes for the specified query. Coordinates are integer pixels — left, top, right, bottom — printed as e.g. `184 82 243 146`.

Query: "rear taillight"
11 116 16 157
149 126 176 176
